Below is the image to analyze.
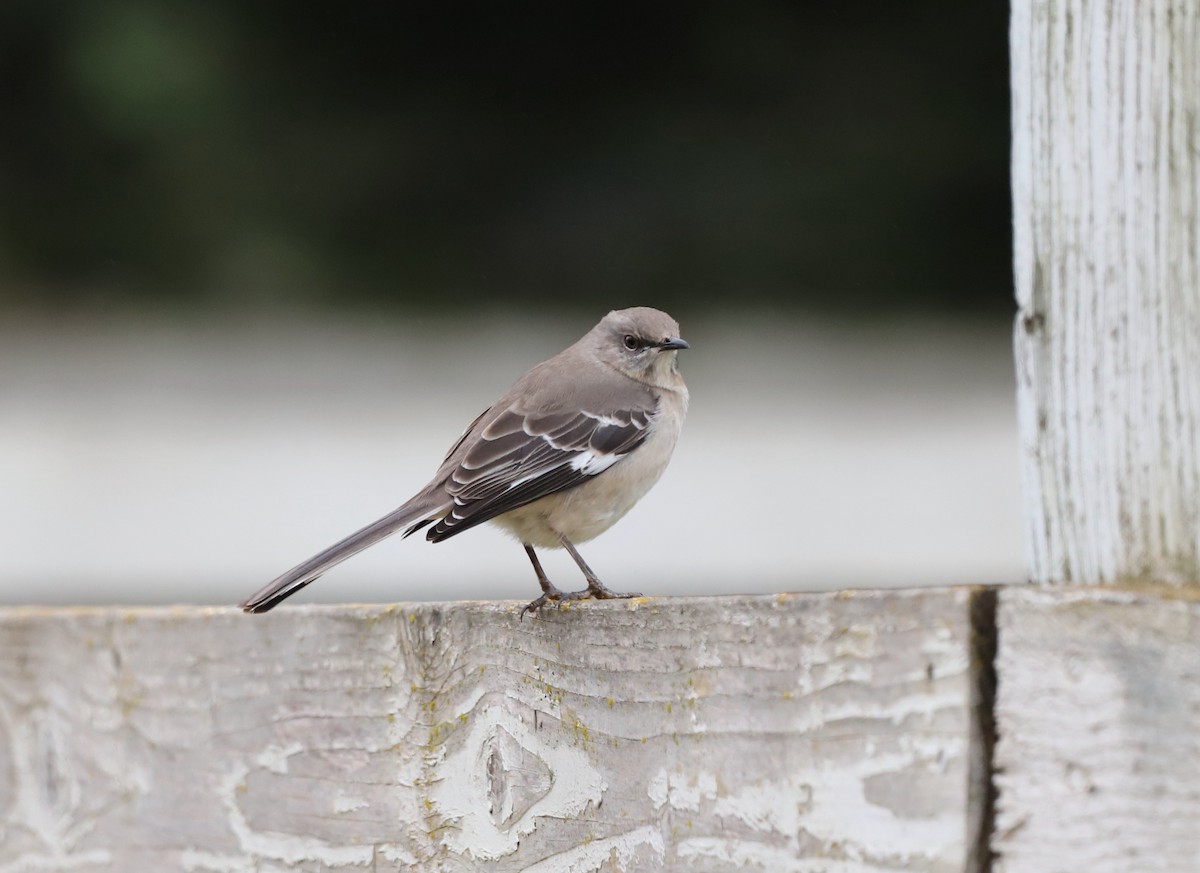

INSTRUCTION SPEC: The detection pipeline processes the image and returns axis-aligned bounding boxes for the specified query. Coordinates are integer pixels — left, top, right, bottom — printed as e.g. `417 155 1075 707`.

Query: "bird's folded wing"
423 404 653 541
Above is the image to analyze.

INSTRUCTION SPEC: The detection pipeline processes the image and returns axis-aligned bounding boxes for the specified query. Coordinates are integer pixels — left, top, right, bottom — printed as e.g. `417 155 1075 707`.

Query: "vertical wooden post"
998 3 1200 867
1012 0 1200 585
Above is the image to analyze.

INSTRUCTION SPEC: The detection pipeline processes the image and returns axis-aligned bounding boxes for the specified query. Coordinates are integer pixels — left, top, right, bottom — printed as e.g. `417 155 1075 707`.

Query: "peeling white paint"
376 843 419 865
801 753 962 858
0 851 113 873
692 639 721 668
216 763 373 868
788 685 965 734
677 837 894 873
331 792 370 814
254 743 303 775
180 849 255 873
429 702 605 861
4 704 98 855
646 768 669 810
520 825 664 873
711 778 810 836
649 752 961 861
643 769 718 813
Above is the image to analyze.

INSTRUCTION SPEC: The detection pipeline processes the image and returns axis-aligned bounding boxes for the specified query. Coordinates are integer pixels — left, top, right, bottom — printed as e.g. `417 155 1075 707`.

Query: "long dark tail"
239 497 447 613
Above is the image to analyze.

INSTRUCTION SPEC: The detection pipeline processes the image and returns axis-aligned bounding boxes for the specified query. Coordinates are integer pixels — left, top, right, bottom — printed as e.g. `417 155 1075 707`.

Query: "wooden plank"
0 590 987 872
993 585 1200 871
1011 0 1200 584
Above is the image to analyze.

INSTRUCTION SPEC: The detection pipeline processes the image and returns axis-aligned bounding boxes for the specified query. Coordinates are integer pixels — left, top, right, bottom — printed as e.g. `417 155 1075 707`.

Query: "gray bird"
239 307 690 616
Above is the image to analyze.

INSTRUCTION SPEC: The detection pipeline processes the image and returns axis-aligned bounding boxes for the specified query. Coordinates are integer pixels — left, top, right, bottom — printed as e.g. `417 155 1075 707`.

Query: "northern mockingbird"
240 306 689 617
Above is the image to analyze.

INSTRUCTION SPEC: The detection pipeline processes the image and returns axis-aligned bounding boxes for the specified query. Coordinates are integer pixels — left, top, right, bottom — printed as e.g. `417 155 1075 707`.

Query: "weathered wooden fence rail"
3 587 1198 871
1 591 991 872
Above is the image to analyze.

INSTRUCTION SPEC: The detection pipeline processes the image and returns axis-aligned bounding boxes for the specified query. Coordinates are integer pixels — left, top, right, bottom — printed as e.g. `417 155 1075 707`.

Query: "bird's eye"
623 335 640 351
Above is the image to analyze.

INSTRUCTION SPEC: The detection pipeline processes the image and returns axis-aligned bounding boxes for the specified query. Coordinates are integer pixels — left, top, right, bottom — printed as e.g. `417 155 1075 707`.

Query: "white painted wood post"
998 3 1200 869
993 586 1200 871
1011 0 1200 585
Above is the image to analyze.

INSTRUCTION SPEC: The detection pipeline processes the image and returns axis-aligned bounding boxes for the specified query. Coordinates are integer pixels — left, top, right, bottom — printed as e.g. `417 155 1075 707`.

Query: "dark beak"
659 336 690 350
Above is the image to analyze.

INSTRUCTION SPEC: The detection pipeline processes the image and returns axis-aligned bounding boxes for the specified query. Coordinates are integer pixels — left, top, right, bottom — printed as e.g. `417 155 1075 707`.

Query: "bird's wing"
423 402 655 542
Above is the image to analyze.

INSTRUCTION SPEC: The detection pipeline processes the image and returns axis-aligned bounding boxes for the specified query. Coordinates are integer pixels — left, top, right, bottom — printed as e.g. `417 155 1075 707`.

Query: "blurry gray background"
0 2 1019 606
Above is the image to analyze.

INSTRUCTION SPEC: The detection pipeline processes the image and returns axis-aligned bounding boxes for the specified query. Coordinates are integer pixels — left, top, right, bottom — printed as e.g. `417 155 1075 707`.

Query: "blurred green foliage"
0 1 1010 314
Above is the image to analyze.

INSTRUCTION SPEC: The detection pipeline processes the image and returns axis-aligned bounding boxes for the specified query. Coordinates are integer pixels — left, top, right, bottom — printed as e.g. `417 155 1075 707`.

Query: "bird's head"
593 307 689 386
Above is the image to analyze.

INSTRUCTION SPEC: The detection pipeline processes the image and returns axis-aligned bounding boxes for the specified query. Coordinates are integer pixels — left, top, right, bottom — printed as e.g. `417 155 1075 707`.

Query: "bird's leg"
520 545 566 618
557 533 642 600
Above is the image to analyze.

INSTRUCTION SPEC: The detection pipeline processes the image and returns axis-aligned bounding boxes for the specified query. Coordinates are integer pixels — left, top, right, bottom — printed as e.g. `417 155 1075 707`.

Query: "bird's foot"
520 581 641 618
521 584 565 619
583 579 642 600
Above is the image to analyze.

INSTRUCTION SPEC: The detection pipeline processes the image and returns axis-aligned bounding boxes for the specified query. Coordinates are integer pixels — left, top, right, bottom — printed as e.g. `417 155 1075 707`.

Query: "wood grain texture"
1011 0 1200 584
993 586 1200 871
0 591 986 872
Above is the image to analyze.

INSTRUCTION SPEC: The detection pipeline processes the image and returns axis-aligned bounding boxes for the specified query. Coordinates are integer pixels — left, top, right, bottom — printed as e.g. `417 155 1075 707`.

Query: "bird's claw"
520 592 559 618
520 583 641 618
585 582 642 600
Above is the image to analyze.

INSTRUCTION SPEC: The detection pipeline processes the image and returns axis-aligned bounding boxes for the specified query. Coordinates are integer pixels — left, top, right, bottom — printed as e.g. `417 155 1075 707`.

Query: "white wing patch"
569 450 622 476
502 445 622 491
579 411 628 428
505 468 548 490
